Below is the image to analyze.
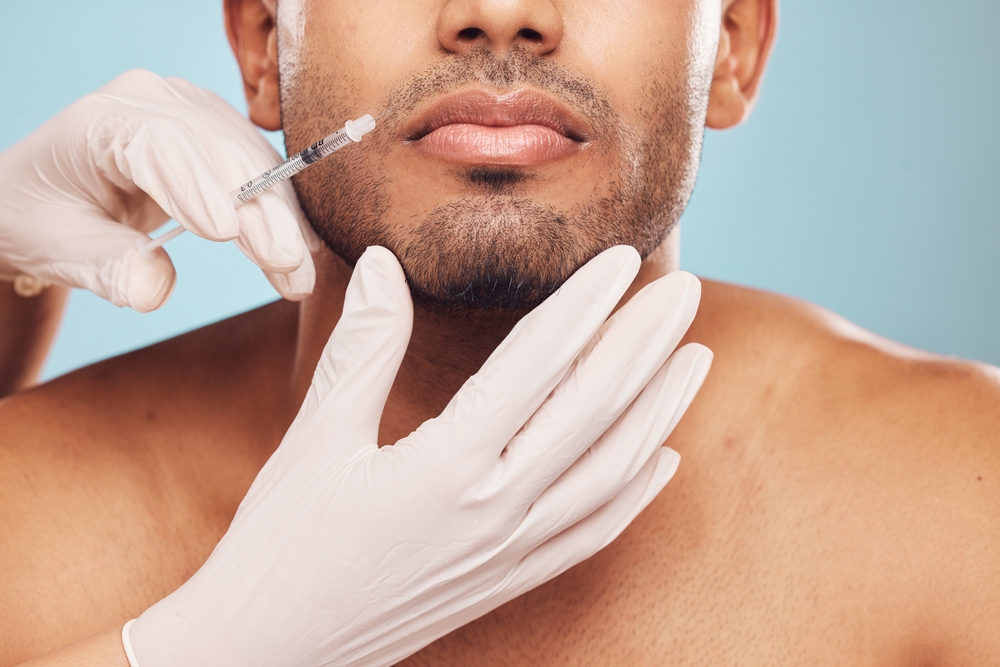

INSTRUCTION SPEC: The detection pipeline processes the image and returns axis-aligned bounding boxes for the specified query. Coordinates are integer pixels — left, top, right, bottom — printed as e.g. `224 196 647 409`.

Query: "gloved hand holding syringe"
136 113 377 260
0 71 339 310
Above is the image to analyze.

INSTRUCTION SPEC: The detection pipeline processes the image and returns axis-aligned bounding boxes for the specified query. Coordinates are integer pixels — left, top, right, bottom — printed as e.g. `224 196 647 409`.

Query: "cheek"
292 0 443 112
560 0 719 123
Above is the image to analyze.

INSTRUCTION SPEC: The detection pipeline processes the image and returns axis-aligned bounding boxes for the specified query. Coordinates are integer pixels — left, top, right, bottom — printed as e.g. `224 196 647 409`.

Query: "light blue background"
1 1 997 380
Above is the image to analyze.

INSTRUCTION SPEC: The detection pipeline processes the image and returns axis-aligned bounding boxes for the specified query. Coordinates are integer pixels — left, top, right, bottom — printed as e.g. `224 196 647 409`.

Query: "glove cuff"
121 619 141 667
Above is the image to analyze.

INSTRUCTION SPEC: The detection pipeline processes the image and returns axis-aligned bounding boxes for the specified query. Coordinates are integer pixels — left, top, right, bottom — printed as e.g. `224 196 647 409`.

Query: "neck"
288 230 680 444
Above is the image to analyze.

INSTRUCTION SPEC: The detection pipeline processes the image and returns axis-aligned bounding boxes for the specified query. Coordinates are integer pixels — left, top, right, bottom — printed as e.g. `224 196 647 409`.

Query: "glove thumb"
297 246 413 446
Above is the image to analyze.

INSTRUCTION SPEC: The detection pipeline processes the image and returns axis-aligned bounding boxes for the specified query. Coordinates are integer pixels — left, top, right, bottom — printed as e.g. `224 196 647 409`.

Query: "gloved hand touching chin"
0 69 316 312
123 245 712 667
1 71 715 667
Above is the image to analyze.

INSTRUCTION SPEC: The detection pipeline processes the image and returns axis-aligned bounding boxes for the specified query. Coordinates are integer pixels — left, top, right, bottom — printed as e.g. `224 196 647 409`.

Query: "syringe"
136 114 377 260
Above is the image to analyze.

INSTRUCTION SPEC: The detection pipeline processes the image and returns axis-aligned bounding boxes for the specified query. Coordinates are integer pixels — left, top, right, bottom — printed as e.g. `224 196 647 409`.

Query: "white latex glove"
125 245 712 667
0 69 317 312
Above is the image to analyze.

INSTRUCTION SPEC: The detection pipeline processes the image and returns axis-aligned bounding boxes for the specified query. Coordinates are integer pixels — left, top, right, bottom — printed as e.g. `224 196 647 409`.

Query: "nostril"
517 28 543 42
457 27 485 41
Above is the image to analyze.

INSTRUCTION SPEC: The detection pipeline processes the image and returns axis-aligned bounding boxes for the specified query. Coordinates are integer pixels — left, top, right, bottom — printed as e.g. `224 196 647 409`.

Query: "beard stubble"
280 46 704 312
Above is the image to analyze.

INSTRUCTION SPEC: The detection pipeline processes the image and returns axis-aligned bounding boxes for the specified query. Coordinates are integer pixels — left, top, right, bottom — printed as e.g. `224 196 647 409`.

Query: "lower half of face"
280 6 714 311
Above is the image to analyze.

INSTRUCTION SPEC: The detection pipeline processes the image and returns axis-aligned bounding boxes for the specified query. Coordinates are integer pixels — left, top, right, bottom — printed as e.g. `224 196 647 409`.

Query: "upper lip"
402 89 591 143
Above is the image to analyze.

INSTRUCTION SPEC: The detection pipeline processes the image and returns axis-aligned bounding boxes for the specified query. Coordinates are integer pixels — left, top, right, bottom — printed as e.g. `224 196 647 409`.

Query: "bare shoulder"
0 297 298 465
682 279 1000 660
0 299 298 665
695 278 1000 455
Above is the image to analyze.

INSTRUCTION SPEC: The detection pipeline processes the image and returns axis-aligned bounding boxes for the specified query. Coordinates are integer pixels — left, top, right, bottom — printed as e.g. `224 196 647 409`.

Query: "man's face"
278 0 720 310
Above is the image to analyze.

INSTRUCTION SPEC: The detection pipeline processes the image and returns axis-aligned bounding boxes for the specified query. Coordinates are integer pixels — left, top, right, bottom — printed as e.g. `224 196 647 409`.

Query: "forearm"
15 628 129 667
0 282 68 397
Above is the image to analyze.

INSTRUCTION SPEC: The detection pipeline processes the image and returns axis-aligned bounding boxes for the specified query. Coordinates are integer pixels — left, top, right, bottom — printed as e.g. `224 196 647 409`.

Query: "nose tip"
438 0 564 57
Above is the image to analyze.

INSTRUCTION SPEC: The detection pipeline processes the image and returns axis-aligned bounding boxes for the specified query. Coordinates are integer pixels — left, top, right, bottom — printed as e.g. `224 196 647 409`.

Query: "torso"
1 282 998 666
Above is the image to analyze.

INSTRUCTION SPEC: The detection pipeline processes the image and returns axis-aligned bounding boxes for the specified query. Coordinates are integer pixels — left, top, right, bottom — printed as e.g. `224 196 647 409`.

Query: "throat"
291 247 522 446
379 305 521 444
290 233 678 446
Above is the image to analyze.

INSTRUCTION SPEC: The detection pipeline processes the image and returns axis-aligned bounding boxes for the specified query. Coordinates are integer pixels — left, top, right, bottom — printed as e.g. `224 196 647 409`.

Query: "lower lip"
411 124 581 165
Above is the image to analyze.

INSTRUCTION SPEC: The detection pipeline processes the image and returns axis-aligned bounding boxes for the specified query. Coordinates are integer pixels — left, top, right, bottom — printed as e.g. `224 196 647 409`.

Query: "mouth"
402 89 590 167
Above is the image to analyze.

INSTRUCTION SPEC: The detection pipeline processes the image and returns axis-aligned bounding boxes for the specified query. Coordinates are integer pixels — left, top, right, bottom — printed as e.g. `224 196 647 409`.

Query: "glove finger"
108 113 242 242
262 252 316 301
492 272 702 501
164 75 277 150
354 349 707 647
361 446 682 667
116 116 313 279
18 212 176 311
500 446 680 602
505 343 711 550
294 246 412 447
512 447 680 590
231 190 309 274
403 246 641 470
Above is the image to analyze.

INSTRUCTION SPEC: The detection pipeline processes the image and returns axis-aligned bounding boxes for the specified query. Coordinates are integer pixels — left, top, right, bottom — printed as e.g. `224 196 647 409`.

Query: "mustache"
374 45 617 140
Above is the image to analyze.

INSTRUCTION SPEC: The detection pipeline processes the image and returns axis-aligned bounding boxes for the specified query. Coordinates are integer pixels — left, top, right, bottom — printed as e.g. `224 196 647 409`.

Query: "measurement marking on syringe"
235 131 356 203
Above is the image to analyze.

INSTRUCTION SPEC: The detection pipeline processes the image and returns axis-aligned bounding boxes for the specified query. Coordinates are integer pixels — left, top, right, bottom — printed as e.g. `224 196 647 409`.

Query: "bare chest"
395 473 918 667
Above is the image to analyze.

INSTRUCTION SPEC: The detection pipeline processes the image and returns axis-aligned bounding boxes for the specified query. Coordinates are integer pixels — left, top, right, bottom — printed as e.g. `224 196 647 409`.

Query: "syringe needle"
136 114 377 260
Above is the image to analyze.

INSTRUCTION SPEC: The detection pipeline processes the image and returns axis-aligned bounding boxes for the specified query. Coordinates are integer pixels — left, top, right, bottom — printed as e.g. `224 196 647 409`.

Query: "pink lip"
403 90 589 166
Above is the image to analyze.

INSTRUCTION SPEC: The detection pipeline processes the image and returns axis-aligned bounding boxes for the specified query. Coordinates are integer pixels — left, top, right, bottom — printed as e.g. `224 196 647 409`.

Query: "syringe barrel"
230 151 311 207
228 116 371 207
140 113 376 259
